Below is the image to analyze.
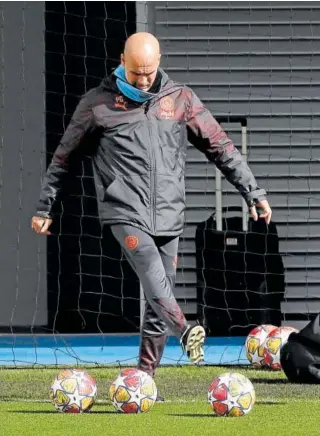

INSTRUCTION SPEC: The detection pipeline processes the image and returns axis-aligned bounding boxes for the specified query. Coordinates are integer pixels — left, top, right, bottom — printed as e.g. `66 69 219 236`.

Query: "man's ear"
120 54 125 66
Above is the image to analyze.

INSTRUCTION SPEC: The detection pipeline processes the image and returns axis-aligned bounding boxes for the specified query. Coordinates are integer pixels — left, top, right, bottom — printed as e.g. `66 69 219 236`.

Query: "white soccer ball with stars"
50 369 97 413
263 326 299 370
208 372 256 417
245 324 277 367
109 368 157 414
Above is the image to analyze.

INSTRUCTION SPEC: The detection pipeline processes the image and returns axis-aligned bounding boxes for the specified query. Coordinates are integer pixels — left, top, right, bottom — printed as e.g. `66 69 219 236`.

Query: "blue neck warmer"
113 65 158 103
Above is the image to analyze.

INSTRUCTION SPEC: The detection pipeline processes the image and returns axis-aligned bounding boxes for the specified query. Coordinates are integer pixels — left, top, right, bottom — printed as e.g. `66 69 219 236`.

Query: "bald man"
32 32 271 390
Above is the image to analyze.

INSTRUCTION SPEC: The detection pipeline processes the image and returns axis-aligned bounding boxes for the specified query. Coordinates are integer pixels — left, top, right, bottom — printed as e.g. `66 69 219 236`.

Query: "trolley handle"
216 116 248 127
215 116 248 232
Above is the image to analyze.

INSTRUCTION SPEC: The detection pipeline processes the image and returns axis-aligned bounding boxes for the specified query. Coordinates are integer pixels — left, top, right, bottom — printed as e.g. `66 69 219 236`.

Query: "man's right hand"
31 216 53 235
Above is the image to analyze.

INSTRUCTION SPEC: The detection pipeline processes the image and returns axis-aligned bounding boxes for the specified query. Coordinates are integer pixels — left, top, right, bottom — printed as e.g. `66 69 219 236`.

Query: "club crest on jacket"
159 96 174 119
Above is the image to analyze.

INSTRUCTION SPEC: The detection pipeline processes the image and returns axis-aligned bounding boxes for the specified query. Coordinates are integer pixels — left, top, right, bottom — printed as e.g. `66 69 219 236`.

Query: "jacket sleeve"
36 94 94 218
186 89 266 206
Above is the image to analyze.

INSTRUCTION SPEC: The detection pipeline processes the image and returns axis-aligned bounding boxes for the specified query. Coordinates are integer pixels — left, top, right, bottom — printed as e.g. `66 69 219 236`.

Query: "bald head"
124 32 160 59
121 32 161 91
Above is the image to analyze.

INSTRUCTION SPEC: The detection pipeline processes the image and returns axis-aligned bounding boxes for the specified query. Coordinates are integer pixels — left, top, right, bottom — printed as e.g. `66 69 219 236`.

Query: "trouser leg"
137 236 180 376
111 224 187 338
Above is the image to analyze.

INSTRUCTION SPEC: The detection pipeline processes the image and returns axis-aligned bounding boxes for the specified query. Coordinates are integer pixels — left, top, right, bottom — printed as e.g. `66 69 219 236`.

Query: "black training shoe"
156 394 165 403
180 325 206 364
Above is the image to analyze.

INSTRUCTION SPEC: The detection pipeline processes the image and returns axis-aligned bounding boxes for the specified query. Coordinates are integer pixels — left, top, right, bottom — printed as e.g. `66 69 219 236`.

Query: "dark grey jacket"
36 69 266 236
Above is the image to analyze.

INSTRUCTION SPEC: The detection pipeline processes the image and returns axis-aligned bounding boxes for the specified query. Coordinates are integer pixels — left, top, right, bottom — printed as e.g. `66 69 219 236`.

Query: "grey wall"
0 2 47 328
147 1 320 329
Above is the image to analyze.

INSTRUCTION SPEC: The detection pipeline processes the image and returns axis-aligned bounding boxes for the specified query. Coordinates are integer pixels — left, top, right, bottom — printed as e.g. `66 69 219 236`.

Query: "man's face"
121 54 160 91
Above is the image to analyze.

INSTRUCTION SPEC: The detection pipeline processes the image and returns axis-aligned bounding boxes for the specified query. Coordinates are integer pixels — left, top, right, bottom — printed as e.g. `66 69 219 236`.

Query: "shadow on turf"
168 413 220 418
168 400 287 418
256 400 287 405
249 378 289 384
8 410 117 414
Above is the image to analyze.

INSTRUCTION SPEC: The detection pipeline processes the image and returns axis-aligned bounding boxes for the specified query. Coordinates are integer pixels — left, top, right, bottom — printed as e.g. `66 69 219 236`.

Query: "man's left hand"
249 200 272 225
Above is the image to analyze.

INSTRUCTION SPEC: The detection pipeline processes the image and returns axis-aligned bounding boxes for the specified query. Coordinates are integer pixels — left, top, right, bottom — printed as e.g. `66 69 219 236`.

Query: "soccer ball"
208 372 255 417
50 369 97 413
263 326 298 370
109 368 157 414
245 324 277 367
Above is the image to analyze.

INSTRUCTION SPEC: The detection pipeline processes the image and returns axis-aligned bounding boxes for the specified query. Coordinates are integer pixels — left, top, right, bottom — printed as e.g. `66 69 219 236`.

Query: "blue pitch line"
0 335 249 366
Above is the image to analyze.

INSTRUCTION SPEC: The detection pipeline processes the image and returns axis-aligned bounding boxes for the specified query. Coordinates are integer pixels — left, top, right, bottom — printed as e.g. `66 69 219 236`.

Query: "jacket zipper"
144 100 157 234
143 87 182 234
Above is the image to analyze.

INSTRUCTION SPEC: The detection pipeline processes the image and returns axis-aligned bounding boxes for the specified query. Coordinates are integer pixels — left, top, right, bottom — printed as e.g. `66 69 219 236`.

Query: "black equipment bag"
195 209 285 337
195 117 285 337
280 315 320 384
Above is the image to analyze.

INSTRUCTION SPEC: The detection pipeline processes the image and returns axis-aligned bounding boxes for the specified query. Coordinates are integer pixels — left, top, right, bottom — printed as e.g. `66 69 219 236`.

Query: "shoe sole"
185 326 206 364
156 397 165 403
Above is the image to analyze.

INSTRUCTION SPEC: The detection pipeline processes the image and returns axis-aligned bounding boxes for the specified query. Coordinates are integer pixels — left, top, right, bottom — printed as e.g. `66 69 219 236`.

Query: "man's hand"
31 216 53 235
249 200 272 225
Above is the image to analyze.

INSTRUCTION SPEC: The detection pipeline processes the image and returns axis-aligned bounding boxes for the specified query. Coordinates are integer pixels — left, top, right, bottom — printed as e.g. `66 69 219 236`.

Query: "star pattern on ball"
208 373 255 417
50 370 97 413
110 369 157 414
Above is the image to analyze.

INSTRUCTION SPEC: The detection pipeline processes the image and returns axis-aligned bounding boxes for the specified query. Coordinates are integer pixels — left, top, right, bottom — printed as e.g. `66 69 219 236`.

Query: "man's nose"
138 76 148 86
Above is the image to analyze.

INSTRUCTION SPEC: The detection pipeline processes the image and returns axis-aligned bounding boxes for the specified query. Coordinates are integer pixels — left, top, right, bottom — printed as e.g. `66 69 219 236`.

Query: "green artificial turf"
0 366 318 436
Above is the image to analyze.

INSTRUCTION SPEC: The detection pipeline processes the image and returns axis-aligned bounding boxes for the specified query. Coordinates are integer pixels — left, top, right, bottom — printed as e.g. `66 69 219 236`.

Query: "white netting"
0 1 319 367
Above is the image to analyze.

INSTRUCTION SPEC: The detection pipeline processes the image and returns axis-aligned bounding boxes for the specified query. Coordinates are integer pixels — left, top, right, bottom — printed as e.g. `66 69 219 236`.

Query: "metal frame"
215 117 248 232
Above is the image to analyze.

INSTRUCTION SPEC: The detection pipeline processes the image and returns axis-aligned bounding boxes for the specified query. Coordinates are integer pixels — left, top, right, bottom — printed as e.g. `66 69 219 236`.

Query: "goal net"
0 1 319 368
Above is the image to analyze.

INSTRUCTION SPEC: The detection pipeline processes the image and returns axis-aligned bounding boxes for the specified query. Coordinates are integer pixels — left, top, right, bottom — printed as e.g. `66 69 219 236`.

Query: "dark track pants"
111 224 188 376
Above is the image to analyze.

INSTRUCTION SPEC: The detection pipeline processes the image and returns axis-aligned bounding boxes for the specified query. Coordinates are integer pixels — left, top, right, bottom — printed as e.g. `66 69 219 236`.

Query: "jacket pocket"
102 174 151 211
94 172 116 202
156 172 185 232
